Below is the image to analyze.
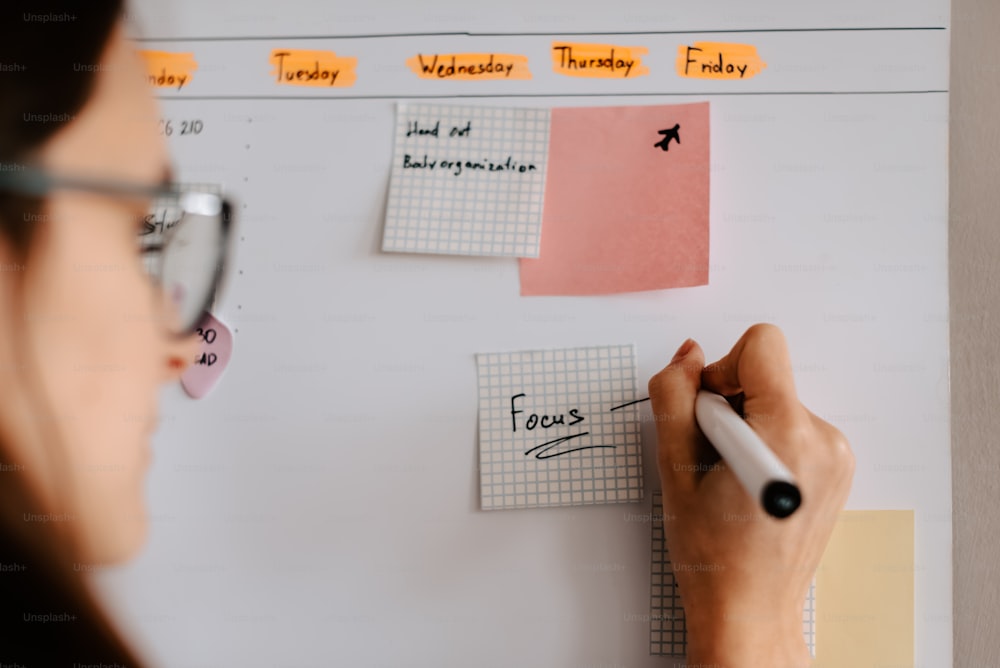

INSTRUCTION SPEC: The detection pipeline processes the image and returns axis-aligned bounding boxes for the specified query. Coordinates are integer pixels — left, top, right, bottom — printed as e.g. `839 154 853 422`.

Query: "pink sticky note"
519 102 710 295
181 312 234 399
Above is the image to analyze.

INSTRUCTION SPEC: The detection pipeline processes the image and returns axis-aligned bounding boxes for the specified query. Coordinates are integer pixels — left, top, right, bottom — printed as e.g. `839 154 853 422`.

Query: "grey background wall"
951 0 999 665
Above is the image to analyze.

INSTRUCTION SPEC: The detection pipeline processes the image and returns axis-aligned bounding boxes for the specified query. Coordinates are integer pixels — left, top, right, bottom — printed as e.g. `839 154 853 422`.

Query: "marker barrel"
694 390 801 518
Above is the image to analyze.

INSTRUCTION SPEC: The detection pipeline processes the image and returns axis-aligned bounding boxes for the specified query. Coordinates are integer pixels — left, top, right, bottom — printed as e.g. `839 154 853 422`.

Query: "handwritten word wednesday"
406 53 532 80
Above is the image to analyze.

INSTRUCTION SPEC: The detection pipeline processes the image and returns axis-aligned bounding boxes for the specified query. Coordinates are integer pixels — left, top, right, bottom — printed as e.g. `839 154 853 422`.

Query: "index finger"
648 339 706 495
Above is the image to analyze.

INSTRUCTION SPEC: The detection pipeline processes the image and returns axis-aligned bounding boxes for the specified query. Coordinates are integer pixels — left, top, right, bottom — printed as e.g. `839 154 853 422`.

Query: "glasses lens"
139 196 183 275
160 192 225 333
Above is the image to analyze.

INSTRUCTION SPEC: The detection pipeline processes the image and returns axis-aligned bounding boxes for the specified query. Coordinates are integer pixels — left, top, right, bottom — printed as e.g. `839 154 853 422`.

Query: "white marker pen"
694 390 801 519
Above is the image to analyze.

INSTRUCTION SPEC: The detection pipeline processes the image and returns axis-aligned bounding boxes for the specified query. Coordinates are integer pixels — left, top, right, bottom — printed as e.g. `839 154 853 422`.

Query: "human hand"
647 324 854 668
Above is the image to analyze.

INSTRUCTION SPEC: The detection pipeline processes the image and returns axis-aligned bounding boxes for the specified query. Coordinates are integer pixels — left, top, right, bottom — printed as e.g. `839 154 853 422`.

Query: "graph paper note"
383 103 551 258
475 344 644 510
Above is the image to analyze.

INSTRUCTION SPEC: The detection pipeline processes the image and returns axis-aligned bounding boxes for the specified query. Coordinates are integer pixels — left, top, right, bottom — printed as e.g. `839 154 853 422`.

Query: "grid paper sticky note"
649 492 816 657
648 492 686 655
383 103 551 258
475 345 643 510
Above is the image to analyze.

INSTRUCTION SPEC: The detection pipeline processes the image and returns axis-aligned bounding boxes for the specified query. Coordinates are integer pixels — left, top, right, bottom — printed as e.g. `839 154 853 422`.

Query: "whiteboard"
94 3 952 666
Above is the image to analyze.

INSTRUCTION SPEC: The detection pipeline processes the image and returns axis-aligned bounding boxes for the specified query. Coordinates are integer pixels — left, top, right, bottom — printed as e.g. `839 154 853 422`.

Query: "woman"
1 2 218 663
0 3 853 666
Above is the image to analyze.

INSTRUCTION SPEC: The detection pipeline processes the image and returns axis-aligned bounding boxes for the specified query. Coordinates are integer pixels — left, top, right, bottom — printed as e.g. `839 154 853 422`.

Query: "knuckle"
647 370 666 397
837 439 856 478
649 361 691 397
675 358 702 377
822 423 855 476
745 322 784 344
826 424 851 455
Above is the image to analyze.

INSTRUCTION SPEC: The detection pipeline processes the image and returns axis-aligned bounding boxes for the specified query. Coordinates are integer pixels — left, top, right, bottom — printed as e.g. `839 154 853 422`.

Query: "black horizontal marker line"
156 90 948 102
462 27 947 36
535 444 616 460
609 397 651 411
525 431 590 458
137 27 946 42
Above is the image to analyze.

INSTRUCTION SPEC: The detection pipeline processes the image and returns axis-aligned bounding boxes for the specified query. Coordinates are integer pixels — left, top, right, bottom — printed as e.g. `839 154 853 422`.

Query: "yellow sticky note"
815 510 914 667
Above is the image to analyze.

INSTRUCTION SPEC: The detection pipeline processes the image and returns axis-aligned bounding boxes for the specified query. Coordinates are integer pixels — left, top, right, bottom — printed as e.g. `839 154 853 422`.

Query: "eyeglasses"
0 164 234 336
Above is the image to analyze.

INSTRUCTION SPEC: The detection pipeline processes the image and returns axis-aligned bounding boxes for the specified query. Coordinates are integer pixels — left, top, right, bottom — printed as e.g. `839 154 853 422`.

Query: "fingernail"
671 338 695 362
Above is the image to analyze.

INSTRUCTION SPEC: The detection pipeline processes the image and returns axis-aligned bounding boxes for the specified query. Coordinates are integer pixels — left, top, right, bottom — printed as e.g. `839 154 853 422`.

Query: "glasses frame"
0 164 234 337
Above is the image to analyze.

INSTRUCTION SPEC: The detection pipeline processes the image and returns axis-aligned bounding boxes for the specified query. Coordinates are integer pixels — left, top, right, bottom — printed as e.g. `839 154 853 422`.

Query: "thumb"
648 338 705 496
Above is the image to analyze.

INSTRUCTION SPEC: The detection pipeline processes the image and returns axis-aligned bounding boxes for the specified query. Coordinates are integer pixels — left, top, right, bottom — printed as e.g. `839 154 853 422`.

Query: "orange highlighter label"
269 49 358 87
551 42 649 78
406 53 531 80
677 42 766 80
139 50 197 90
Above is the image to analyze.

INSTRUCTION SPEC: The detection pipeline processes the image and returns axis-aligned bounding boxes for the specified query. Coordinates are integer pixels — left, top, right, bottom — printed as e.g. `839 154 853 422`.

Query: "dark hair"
0 3 146 665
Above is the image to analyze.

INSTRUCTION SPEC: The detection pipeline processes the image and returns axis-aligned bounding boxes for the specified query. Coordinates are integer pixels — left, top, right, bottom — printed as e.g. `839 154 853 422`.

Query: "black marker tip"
762 481 801 519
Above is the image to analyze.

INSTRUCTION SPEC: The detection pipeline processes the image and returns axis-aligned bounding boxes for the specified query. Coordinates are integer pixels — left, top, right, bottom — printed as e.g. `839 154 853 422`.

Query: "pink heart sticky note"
181 312 234 399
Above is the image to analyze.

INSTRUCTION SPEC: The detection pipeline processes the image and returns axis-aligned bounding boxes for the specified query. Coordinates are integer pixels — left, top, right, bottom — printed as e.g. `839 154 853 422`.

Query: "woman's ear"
0 229 36 478
0 227 28 321
0 229 19 303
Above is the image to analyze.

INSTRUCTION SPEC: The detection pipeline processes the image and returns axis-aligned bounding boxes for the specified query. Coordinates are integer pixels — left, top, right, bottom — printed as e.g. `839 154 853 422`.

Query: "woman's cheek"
51 209 161 561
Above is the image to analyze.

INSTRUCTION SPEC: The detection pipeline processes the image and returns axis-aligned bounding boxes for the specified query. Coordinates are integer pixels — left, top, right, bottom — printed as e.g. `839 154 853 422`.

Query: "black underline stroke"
537 444 616 460
525 431 588 457
609 397 651 411
524 431 618 459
